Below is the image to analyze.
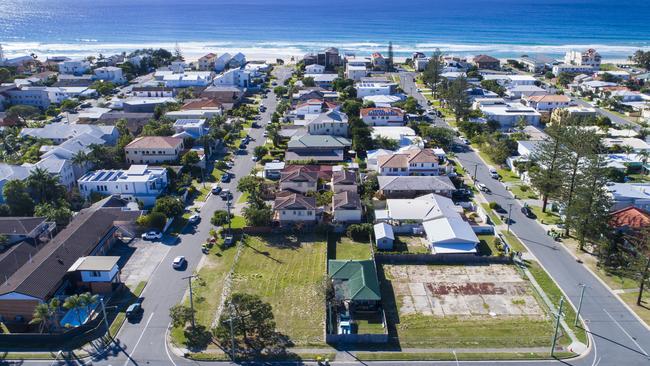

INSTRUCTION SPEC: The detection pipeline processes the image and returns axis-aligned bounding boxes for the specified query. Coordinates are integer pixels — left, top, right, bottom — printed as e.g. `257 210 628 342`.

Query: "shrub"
346 223 373 242
488 202 500 210
520 185 530 192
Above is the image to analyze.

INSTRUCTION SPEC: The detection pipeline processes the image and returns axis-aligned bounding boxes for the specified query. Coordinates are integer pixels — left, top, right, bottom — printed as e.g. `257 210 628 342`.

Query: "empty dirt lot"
387 264 545 318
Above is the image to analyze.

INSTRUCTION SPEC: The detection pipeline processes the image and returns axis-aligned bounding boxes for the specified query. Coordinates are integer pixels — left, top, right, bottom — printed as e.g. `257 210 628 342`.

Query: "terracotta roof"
378 154 408 169
280 167 318 184
407 149 439 164
473 54 499 63
332 191 361 210
126 136 183 149
181 98 223 110
378 149 439 168
360 107 404 118
283 165 333 180
332 170 357 185
609 206 650 230
274 193 316 210
526 94 571 103
199 53 216 60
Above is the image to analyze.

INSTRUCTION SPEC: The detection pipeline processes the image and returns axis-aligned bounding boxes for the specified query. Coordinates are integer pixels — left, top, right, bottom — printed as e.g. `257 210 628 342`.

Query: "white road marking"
164 324 178 366
123 312 154 366
603 308 649 357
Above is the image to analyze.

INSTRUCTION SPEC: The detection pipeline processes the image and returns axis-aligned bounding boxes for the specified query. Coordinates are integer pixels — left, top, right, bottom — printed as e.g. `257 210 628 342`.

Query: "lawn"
237 191 249 204
627 173 650 183
620 291 650 326
502 232 528 253
509 184 539 200
477 234 500 256
480 203 503 226
389 236 429 254
231 235 327 346
335 237 372 260
526 261 587 343
497 168 520 183
356 352 574 361
170 245 240 346
529 206 562 225
230 215 246 229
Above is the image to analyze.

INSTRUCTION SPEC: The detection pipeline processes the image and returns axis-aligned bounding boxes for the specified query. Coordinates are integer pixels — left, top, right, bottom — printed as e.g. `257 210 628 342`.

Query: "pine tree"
529 125 568 212
422 48 443 98
387 41 394 72
441 76 471 123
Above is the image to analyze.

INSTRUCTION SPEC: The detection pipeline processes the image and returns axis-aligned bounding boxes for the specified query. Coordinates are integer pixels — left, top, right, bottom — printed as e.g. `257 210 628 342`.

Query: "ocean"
1 0 649 60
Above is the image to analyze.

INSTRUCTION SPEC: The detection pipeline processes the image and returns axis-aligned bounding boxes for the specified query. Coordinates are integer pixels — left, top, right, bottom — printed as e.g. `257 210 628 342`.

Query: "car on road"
521 206 536 218
141 231 162 241
251 122 260 128
271 81 277 86
252 156 259 162
172 256 186 269
220 189 232 200
80 102 92 108
188 214 201 224
489 168 499 180
125 302 142 319
263 131 269 137
225 161 234 168
211 184 222 194
221 174 231 183
476 183 491 193
460 137 470 145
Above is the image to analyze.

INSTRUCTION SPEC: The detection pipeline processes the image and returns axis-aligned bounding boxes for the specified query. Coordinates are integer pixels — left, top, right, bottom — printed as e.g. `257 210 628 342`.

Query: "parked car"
263 131 269 137
223 234 235 247
125 302 142 319
489 168 499 180
211 184 222 194
221 174 231 183
476 183 491 193
141 231 162 241
220 189 233 200
188 214 201 224
521 206 536 218
252 156 259 162
172 256 186 269
461 137 470 145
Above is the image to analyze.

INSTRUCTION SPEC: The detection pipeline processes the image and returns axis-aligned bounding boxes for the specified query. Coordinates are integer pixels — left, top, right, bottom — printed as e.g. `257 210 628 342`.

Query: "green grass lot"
237 191 249 204
171 244 240 346
620 291 650 326
526 261 587 343
335 237 372 260
502 232 528 253
356 351 574 361
509 184 539 200
529 206 563 225
477 234 500 256
231 235 327 346
627 173 650 183
389 236 430 254
497 168 520 183
480 203 503 226
230 215 246 229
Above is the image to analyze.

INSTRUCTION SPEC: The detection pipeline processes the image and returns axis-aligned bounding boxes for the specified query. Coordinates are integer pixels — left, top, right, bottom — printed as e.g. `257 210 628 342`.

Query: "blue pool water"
59 302 99 328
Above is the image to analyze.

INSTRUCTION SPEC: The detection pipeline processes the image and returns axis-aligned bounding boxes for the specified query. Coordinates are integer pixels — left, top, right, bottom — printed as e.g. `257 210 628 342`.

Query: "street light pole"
182 275 197 328
575 284 587 327
507 203 514 233
99 297 109 335
473 164 478 181
550 296 564 357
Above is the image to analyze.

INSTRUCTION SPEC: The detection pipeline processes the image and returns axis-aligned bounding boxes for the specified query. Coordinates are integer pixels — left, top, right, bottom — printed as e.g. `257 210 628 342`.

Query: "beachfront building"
93 66 125 84
564 49 601 68
59 59 91 75
78 165 168 207
472 54 500 70
522 94 571 112
197 53 217 71
213 68 251 87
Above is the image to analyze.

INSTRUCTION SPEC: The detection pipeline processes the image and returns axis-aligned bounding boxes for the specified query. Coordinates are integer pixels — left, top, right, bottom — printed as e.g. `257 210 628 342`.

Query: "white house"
607 183 650 211
306 110 349 137
346 64 367 81
273 192 317 223
213 68 251 87
77 165 168 207
67 256 121 294
553 64 595 76
474 99 541 128
264 161 285 179
332 191 362 223
603 138 650 152
214 53 232 72
360 107 405 126
155 70 213 88
505 85 546 99
59 59 91 75
172 119 208 139
7 87 71 109
565 49 601 68
305 64 325 74
523 94 571 112
31 156 76 190
93 66 125 84
355 82 396 98
374 223 394 250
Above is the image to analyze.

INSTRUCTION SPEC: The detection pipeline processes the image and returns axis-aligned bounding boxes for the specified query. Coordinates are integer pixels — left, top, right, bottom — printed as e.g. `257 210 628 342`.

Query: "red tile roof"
609 206 650 230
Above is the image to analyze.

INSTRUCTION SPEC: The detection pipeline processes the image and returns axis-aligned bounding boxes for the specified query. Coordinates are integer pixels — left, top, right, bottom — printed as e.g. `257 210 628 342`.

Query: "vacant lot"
335 237 372 260
381 263 554 348
232 234 327 346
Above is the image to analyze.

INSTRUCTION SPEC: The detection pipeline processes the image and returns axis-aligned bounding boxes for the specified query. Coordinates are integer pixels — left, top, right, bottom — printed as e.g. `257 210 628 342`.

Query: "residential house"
519 55 555 73
608 183 650 211
328 260 381 308
609 206 650 233
346 61 368 81
172 119 208 139
332 191 362 223
93 66 125 84
361 107 405 126
565 106 598 118
553 64 595 76
305 48 341 69
474 98 541 128
0 196 141 323
165 98 224 120
21 123 118 145
95 112 154 134
505 85 546 99
603 138 650 152
131 86 174 98
0 217 54 245
0 164 32 203
373 223 394 250
200 85 246 108
595 70 631 81
414 56 430 72
154 70 213 88
214 53 232 72
565 49 601 68
228 53 247 69
125 136 184 164
472 54 500 70
355 82 396 98
523 94 571 112
371 126 423 149
377 176 456 198
77 165 169 207
264 161 286 179
294 99 337 119
375 193 479 254
371 53 386 70
286 135 352 163
7 87 70 109
197 53 217 71
67 256 121 294
213 68 251 88
306 110 349 137
305 64 325 74
332 169 357 193
121 97 177 113
362 95 405 108
517 140 544 158
58 59 91 75
279 166 318 193
376 148 445 176
292 88 339 104
304 73 338 88
273 192 317 223
30 156 76 190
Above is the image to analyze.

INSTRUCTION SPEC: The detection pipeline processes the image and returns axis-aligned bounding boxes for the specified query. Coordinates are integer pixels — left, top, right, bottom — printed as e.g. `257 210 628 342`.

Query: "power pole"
100 297 109 335
473 164 478 181
226 199 233 234
575 284 587 327
182 275 197 328
507 203 514 232
550 296 564 357
223 304 237 362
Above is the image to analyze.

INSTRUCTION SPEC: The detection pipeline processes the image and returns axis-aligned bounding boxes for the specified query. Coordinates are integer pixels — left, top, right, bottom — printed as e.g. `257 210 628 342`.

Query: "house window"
90 271 101 277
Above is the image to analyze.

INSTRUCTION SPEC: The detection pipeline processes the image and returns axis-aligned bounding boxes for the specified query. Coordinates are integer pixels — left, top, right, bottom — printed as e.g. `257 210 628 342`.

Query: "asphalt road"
397 71 650 366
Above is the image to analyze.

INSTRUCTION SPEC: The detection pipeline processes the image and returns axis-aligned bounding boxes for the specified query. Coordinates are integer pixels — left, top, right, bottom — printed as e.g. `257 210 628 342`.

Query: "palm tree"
27 167 58 203
78 292 99 314
63 294 85 326
29 303 54 333
639 150 650 175
71 150 92 168
621 145 635 156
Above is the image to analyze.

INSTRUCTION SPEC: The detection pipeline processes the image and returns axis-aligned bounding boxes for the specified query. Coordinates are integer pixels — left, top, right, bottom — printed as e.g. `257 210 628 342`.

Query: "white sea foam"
1 40 648 62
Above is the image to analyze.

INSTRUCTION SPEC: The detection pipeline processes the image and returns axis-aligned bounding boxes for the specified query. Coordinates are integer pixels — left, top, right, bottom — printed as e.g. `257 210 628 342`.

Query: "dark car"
126 302 142 319
521 206 536 218
221 174 231 183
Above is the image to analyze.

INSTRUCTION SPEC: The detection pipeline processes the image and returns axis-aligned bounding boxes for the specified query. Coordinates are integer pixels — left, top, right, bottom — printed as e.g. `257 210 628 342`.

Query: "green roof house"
328 260 381 307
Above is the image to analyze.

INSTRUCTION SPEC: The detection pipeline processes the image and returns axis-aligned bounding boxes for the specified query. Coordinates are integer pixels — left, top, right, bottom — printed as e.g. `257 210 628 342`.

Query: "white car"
188 214 200 224
461 137 470 145
263 131 269 137
252 156 259 162
141 231 162 241
172 256 186 269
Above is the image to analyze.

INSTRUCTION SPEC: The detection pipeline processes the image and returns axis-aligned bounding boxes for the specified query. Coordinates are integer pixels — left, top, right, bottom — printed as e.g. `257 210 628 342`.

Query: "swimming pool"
60 302 99 327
